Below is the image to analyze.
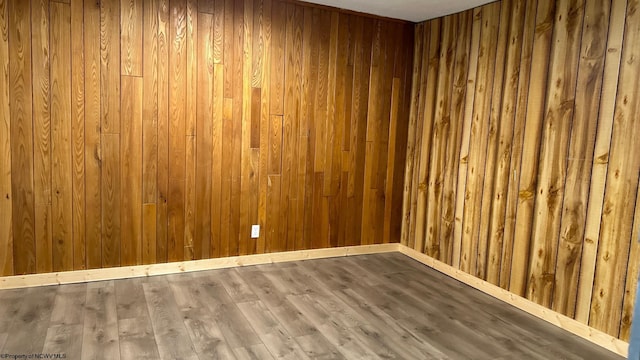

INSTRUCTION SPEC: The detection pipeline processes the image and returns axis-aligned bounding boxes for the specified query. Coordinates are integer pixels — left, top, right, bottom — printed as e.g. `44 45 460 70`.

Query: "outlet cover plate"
251 225 260 238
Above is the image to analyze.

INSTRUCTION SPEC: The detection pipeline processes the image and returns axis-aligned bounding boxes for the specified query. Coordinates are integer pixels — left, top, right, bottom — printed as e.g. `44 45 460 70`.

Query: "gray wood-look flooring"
0 253 624 359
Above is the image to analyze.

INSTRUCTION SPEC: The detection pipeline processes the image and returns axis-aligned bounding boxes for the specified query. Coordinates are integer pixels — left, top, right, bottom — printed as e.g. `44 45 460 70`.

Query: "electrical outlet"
251 225 260 238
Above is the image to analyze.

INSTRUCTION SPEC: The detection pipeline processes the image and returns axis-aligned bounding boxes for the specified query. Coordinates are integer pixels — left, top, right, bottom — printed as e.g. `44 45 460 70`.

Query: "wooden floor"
0 253 623 359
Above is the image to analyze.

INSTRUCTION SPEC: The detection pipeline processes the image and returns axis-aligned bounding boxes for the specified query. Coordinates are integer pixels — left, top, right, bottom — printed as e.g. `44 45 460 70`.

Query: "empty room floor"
0 253 624 359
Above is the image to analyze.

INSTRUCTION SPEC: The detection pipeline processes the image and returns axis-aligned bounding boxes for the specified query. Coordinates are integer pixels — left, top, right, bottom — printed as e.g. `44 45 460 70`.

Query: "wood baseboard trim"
0 244 398 290
397 244 629 358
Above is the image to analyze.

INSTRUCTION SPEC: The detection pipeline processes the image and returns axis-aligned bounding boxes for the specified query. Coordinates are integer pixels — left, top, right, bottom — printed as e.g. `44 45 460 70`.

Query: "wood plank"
185 135 196 260
251 0 264 90
589 0 640 335
574 0 626 324
312 10 331 173
266 175 281 253
413 18 440 253
282 4 303 251
168 0 187 263
256 0 272 255
439 12 471 264
345 17 372 247
499 0 538 289
476 0 510 280
619 179 640 341
552 0 610 317
213 0 224 64
196 12 214 260
186 0 197 136
223 0 233 97
484 0 527 285
142 0 159 205
84 0 102 269
229 0 244 258
118 316 161 359
424 15 456 258
100 0 121 133
452 10 480 268
51 1 74 272
143 281 198 359
120 76 143 266
0 0 12 276
71 0 85 271
81 282 120 359
31 0 52 274
509 0 555 296
219 98 234 257
459 3 501 275
527 0 584 307
156 0 170 263
211 63 224 258
269 0 285 115
300 7 318 250
406 24 428 251
142 203 157 264
9 0 36 275
121 0 143 76
238 0 255 256
102 134 121 268
268 115 282 174
322 11 339 196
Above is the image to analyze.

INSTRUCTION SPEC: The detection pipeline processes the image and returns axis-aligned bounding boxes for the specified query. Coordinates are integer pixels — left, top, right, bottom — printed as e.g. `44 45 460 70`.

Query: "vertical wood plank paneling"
51 1 74 272
238 0 254 255
400 23 424 248
142 0 159 265
156 0 170 263
527 0 585 307
256 0 271 254
228 0 243 257
142 0 158 204
452 9 481 268
101 133 120 267
84 0 102 269
476 0 509 280
424 15 456 258
499 0 538 289
508 0 555 296
168 0 186 262
100 0 121 134
439 11 470 264
620 183 640 341
184 0 197 260
31 0 52 274
195 12 213 260
211 63 223 258
120 76 143 266
413 18 440 253
405 0 640 341
552 0 610 317
9 0 36 275
121 0 143 76
459 3 500 275
0 0 12 276
70 0 85 271
575 0 626 324
3 0 413 322
485 0 527 285
589 0 640 335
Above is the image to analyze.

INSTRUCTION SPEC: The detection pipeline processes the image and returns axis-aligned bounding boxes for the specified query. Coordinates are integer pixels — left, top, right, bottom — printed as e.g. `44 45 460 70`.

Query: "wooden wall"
0 0 413 275
402 0 640 340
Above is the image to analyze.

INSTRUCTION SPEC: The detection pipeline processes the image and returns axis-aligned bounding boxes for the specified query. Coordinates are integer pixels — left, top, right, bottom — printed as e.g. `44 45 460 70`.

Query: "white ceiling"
304 0 497 22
